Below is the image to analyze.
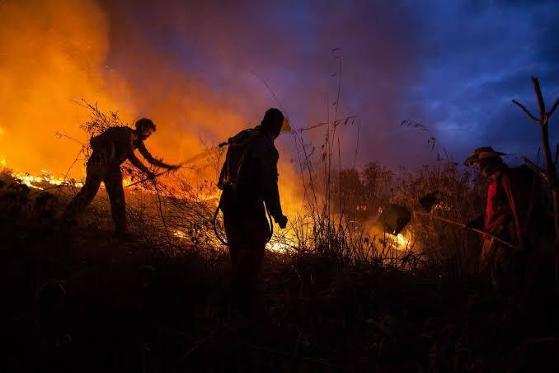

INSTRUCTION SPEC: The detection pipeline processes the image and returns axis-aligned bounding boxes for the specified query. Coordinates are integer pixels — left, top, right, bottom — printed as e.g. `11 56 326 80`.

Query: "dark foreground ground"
1 177 558 372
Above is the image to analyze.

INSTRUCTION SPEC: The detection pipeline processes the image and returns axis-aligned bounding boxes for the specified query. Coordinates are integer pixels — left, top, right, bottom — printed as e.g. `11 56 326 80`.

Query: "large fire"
0 0 303 221
0 0 409 259
11 171 83 191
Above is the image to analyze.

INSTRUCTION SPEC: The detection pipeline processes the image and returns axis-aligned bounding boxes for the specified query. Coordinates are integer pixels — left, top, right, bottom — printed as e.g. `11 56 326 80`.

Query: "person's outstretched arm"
126 147 153 177
137 142 178 170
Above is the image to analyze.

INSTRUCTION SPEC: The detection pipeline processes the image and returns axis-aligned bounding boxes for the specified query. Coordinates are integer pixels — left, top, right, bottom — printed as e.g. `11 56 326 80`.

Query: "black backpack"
89 126 124 153
217 128 260 191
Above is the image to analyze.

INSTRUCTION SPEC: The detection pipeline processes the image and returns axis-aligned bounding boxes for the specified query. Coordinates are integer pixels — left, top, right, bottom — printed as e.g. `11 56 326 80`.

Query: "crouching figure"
64 118 179 236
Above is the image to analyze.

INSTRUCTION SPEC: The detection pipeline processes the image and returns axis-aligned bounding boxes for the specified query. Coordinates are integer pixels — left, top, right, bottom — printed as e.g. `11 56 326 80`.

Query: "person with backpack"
465 147 549 289
63 118 180 237
217 108 289 315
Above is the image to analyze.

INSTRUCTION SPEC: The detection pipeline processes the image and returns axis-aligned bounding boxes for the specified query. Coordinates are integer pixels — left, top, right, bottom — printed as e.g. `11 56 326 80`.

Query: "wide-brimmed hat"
464 146 506 166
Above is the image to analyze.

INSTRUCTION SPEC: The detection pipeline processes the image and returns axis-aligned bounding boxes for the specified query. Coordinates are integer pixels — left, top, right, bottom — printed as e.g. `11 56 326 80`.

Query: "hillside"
0 171 558 372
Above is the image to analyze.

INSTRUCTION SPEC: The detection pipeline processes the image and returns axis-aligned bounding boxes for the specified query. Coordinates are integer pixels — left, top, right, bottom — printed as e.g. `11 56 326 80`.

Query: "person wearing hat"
218 108 289 316
64 118 180 236
465 146 545 286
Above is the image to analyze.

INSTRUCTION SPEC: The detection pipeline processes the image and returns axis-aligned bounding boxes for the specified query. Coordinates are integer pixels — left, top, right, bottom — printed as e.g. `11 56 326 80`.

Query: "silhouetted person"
218 108 288 315
465 147 549 289
64 118 179 236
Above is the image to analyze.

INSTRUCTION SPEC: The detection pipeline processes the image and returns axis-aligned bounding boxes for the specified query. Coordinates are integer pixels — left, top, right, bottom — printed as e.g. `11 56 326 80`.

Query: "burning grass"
0 100 557 371
1 158 557 371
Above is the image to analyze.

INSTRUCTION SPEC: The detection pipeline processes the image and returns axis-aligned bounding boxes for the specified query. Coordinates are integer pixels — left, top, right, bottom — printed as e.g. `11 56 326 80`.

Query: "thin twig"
548 98 559 118
522 156 549 184
512 100 539 123
532 76 547 117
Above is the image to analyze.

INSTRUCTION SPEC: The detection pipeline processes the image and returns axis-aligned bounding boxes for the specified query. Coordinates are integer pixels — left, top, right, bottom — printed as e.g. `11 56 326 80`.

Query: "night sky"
4 0 557 171
99 0 559 167
410 0 559 164
97 1 559 165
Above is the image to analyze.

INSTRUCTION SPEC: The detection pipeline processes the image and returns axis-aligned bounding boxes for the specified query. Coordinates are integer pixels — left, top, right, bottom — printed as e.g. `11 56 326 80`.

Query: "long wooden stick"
413 211 517 249
125 168 173 188
125 144 227 188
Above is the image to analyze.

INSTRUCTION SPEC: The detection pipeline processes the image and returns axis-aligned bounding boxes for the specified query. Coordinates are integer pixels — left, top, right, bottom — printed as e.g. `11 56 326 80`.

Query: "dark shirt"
89 126 171 173
219 127 283 220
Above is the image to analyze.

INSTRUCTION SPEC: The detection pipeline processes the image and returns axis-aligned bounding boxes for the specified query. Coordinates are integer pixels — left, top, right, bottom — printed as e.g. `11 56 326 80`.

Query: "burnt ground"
1 177 559 372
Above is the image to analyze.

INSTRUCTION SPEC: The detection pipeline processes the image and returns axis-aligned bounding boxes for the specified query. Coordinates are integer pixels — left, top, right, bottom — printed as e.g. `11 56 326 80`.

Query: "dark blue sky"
409 0 559 164
103 0 559 167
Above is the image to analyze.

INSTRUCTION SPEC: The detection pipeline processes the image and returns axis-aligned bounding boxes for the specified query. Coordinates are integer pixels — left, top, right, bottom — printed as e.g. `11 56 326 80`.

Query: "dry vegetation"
1 149 557 372
1 78 558 371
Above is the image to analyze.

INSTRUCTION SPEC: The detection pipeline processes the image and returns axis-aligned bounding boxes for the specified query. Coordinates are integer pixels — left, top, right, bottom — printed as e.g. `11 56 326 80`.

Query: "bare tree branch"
512 99 539 123
532 76 546 118
548 98 559 118
522 156 549 184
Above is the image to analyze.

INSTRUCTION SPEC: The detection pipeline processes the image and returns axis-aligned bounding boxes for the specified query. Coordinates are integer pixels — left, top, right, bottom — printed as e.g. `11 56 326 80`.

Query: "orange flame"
0 0 303 219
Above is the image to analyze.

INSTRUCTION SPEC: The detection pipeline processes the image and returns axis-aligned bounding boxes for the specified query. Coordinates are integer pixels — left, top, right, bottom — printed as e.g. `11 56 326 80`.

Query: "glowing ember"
382 232 411 251
394 233 409 250
122 177 134 188
11 170 83 190
13 173 43 190
172 229 187 239
266 241 292 253
367 221 413 251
